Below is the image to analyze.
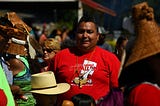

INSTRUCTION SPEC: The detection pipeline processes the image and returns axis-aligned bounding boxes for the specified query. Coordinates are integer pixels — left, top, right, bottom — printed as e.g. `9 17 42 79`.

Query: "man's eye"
86 30 93 34
77 30 85 34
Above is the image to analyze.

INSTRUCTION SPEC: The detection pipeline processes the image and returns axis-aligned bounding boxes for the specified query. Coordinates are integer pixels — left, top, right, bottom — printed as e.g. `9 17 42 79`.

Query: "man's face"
76 22 99 52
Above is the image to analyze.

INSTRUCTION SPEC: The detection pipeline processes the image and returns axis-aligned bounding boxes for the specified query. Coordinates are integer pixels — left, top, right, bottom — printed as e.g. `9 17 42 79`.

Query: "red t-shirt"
48 46 120 104
127 83 160 106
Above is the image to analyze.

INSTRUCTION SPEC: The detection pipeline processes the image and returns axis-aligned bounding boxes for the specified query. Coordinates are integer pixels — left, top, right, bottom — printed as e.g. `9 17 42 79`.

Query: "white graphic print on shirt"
72 60 97 87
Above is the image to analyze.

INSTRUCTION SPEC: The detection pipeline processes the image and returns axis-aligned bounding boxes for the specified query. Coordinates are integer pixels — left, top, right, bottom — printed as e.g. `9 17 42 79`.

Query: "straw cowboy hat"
31 71 70 95
125 2 160 67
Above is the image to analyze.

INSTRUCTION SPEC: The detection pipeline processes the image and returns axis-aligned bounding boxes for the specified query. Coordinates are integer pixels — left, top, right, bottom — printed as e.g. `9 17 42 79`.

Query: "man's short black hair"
77 15 98 32
78 15 97 24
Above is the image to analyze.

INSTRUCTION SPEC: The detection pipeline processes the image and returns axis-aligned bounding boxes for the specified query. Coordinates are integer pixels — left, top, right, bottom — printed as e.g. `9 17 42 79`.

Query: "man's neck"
76 46 96 55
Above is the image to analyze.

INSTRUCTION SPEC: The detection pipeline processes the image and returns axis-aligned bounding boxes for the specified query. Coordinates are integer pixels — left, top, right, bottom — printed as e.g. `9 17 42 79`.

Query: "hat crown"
125 2 160 67
31 71 57 89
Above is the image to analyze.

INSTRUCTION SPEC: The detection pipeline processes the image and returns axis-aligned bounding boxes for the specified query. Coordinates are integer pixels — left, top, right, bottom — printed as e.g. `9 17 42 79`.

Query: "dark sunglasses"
43 48 53 53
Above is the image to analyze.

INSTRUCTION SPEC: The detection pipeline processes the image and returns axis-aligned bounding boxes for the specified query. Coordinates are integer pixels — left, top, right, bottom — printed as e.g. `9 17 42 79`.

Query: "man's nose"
83 31 89 37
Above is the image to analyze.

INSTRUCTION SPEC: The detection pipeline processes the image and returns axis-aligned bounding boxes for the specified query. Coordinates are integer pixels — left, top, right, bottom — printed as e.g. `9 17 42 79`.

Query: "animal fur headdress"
125 2 160 67
0 12 42 58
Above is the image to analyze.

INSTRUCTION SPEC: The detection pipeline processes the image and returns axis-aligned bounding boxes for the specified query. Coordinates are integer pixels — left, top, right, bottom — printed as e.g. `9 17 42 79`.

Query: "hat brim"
30 83 70 95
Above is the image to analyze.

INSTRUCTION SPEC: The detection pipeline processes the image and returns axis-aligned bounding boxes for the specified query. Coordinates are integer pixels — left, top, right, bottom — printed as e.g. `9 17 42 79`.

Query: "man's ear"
97 33 100 41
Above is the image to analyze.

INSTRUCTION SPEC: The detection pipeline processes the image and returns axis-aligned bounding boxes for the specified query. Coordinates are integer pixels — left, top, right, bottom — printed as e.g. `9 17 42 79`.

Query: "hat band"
32 85 57 90
11 37 26 45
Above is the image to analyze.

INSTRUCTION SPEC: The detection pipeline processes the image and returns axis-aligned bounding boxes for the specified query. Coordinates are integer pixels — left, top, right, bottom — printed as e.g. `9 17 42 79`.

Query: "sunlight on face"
76 22 99 51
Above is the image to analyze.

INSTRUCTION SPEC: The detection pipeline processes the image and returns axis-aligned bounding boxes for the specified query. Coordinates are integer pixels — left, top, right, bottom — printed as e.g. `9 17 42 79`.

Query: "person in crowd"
71 93 96 106
61 25 70 42
30 71 70 106
41 38 61 72
114 35 128 61
27 35 44 74
39 29 48 45
119 2 160 106
49 29 62 39
61 39 76 50
61 93 96 106
60 26 76 50
49 29 62 43
62 100 74 106
31 26 42 42
97 28 112 52
48 15 120 106
114 35 128 76
3 54 36 106
0 11 41 106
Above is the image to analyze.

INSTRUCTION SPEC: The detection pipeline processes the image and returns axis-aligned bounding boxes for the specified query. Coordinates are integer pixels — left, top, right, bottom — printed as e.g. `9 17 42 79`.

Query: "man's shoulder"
56 48 73 57
96 46 115 56
59 48 70 53
96 46 120 63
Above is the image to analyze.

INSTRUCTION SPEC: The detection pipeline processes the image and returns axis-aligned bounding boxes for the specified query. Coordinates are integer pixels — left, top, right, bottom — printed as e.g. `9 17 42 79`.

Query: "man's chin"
80 45 90 49
81 43 90 48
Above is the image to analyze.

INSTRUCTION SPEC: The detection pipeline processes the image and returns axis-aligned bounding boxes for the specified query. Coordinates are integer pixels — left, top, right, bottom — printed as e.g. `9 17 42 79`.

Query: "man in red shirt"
48 15 120 106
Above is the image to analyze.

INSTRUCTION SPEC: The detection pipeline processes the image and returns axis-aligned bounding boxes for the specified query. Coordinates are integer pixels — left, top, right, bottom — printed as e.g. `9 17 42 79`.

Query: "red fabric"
80 0 116 16
48 46 120 105
127 83 160 106
0 89 7 106
39 34 47 44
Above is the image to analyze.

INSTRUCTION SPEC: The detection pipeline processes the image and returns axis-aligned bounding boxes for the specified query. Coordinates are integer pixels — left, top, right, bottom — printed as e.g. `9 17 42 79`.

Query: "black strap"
32 85 57 90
